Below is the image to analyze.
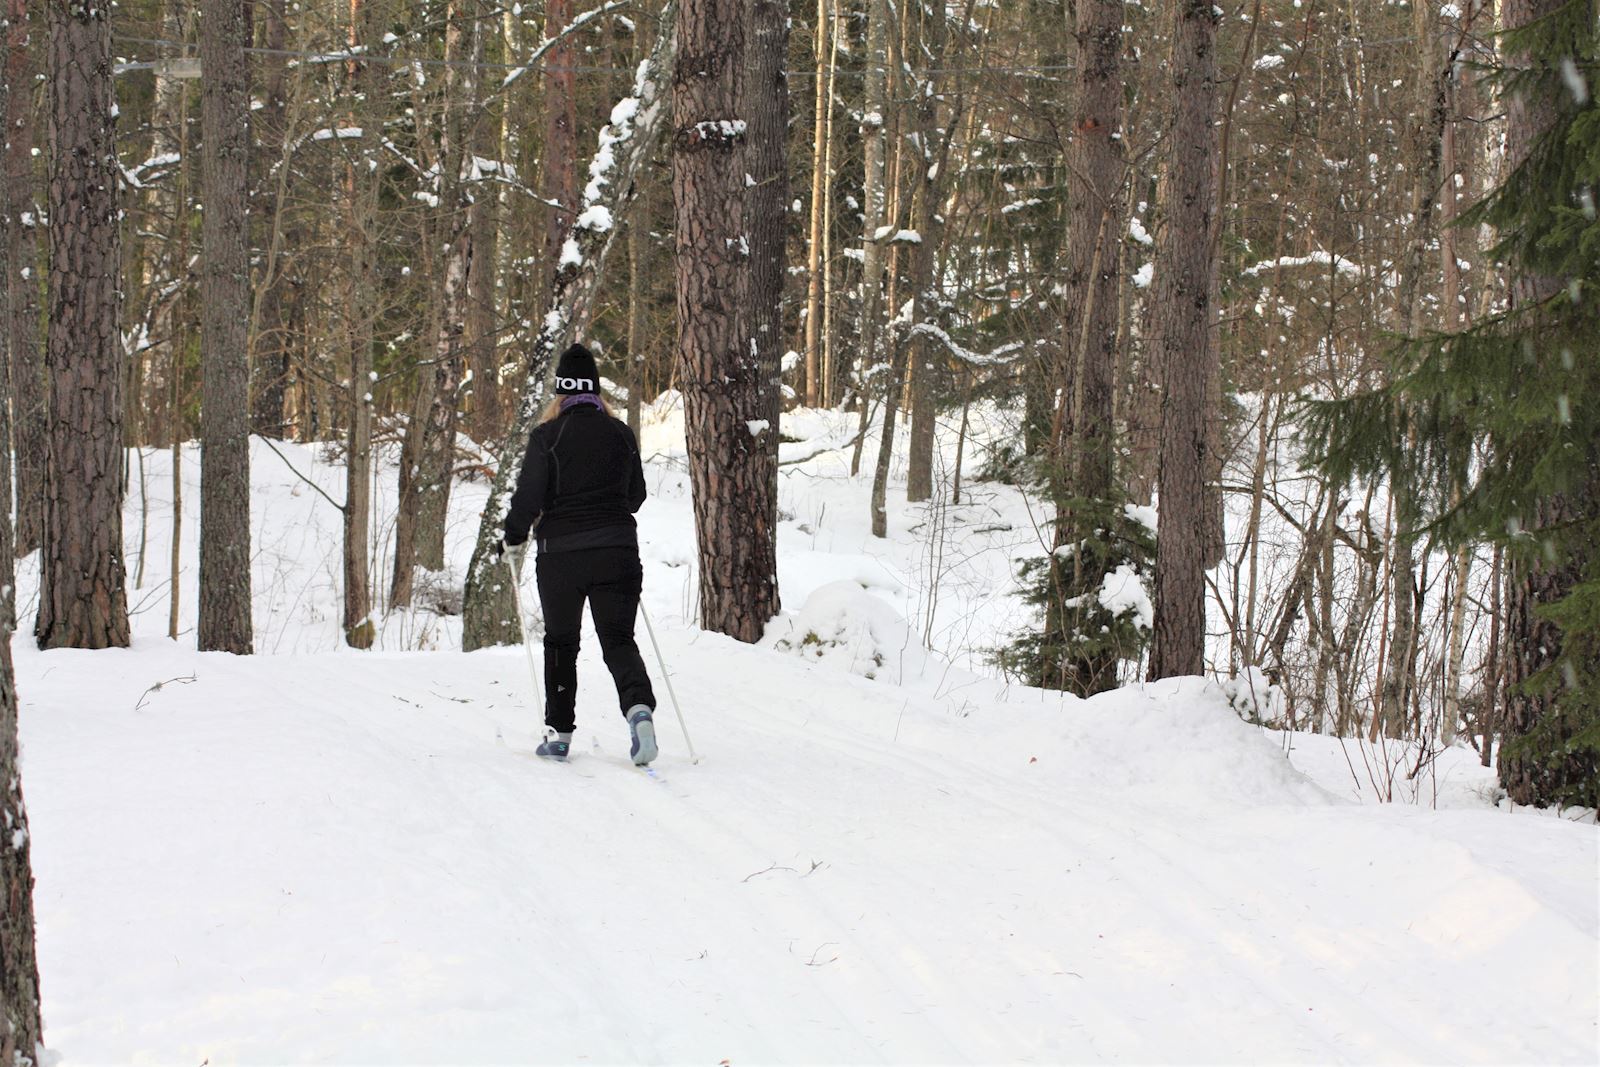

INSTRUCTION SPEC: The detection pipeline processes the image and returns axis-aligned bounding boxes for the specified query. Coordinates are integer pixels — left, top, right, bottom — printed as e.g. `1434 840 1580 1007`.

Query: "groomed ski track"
18 635 1598 1064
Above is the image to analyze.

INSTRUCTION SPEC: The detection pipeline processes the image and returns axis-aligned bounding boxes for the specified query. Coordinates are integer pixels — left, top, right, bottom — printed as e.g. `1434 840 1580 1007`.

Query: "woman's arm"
504 431 550 545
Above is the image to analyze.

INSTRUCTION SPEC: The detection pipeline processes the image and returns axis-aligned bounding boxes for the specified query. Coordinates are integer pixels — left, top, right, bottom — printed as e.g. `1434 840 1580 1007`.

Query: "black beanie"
554 343 601 395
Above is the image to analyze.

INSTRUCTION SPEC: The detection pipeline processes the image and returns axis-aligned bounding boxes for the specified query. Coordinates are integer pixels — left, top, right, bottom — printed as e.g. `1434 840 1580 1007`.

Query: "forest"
2 0 1598 1061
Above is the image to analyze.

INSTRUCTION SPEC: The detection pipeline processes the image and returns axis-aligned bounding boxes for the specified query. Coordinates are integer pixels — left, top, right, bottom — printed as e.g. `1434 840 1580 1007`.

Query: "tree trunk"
392 0 478 609
0 597 42 1066
251 0 293 439
341 0 384 650
465 45 501 447
3 0 43 559
674 0 780 641
198 0 254 654
542 0 579 294
0 24 40 1049
903 1 954 504
1496 0 1584 805
746 0 788 469
1147 0 1218 681
1045 0 1126 692
461 4 678 650
36 0 130 650
802 0 833 408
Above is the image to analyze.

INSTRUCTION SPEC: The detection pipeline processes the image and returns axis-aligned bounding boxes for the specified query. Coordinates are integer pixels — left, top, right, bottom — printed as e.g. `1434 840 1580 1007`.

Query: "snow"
1096 562 1152 630
574 204 613 233
558 236 583 268
11 410 1599 1063
692 119 747 140
1254 53 1286 71
1242 250 1362 278
310 127 364 141
1133 261 1155 288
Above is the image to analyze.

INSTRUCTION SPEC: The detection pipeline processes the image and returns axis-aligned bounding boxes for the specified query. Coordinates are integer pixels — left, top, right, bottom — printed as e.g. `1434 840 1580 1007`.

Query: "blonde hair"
540 394 613 424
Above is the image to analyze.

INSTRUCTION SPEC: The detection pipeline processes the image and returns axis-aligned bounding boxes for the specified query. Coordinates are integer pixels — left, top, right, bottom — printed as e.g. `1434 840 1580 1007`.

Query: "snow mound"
764 579 927 683
995 677 1335 809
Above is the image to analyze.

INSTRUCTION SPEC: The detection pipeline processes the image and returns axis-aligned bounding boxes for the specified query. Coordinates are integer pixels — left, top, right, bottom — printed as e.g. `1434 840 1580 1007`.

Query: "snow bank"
764 579 927 683
979 677 1335 810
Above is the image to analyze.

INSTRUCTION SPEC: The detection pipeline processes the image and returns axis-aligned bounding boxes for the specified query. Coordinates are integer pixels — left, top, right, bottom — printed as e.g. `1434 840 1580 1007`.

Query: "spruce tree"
1308 0 1599 807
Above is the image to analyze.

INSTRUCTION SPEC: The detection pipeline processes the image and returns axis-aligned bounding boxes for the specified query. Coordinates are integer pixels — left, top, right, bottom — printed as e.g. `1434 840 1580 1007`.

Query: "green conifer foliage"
1307 0 1599 807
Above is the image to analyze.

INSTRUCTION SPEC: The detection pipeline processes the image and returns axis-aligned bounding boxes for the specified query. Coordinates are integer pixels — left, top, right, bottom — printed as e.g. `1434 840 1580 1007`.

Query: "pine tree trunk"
197 0 254 654
3 0 43 559
251 0 293 439
674 0 780 641
1496 0 1590 805
746 0 788 468
36 0 130 650
1046 0 1126 692
903 1 953 505
1 596 42 1066
1147 0 1218 681
0 145 30 1039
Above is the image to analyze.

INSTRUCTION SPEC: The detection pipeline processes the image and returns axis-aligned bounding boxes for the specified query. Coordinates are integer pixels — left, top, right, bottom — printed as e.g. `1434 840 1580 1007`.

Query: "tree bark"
392 0 478 609
802 0 833 408
542 0 579 294
746 0 788 469
0 596 42 1066
1045 0 1126 691
904 1 955 504
251 0 293 439
198 0 255 653
0 165 34 1037
36 0 130 650
1497 0 1587 805
1147 0 1218 681
2 0 43 559
341 0 384 650
674 0 780 641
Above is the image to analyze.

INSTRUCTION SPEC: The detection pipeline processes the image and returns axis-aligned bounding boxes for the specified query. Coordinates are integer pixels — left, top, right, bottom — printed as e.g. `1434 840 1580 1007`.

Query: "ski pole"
639 601 698 764
504 549 543 712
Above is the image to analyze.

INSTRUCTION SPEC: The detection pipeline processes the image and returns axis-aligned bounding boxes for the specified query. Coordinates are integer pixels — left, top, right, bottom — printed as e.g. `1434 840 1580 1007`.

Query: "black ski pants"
535 545 656 734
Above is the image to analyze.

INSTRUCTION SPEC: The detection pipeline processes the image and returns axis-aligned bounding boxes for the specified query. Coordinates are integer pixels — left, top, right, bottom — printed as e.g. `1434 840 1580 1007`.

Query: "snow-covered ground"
13 399 1599 1063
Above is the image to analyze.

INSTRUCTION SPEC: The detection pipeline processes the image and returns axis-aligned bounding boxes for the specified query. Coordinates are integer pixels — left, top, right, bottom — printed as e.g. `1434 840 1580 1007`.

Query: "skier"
499 343 658 765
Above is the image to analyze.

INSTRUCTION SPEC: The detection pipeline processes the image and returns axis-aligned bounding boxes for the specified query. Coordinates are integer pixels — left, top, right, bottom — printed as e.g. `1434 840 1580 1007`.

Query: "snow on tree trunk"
461 5 679 651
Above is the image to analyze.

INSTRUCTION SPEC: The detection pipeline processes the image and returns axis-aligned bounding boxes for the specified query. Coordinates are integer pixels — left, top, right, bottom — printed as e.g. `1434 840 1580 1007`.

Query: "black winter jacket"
504 405 647 553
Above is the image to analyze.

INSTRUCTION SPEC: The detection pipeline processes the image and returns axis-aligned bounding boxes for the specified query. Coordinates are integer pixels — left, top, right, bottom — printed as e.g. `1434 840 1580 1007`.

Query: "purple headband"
560 393 603 413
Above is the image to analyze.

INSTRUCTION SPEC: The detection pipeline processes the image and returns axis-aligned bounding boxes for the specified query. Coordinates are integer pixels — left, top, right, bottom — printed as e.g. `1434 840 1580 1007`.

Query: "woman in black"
501 343 657 764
